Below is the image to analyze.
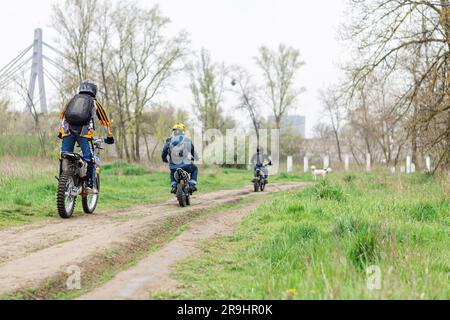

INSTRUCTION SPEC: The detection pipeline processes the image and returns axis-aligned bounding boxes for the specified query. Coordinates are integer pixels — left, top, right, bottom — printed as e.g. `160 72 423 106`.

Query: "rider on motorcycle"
162 123 199 194
58 81 115 194
251 147 272 184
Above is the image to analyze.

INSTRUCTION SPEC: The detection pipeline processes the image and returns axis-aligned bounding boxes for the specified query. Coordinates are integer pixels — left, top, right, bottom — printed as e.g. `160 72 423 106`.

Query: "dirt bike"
174 168 193 207
253 164 270 192
56 138 104 219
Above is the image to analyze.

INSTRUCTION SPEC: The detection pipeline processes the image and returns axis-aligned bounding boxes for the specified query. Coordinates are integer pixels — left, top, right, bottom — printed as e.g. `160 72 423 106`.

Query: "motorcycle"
174 168 193 207
56 138 104 219
253 163 270 192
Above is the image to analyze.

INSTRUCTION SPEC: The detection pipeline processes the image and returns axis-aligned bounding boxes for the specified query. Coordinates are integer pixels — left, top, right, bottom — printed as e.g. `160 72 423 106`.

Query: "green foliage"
409 203 438 222
343 175 357 183
102 162 150 176
165 172 450 300
312 179 344 201
348 229 380 271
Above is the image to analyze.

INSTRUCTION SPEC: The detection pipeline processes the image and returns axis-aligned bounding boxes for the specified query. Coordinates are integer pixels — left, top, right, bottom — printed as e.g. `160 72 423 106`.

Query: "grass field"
1 156 448 299
0 135 59 158
154 173 450 300
0 158 311 230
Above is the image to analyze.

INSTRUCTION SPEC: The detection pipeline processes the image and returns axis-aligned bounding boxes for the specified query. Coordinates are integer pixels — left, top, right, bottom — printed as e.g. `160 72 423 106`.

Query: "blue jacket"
162 135 197 170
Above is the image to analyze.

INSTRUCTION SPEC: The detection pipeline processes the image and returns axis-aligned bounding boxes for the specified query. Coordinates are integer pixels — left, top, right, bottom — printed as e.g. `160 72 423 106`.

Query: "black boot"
87 162 94 188
86 162 98 194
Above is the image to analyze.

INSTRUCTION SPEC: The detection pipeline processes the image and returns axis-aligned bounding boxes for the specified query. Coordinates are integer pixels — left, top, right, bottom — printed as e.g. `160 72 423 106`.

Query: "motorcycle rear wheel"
186 191 191 206
177 181 187 207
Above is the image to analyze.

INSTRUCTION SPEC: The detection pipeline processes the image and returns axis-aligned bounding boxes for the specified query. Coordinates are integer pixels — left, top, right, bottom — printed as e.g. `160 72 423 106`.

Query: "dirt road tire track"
0 182 307 299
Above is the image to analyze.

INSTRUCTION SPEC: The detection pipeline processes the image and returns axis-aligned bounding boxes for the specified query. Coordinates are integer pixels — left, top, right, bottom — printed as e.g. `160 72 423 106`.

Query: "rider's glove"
269 161 273 166
105 137 115 145
58 132 63 140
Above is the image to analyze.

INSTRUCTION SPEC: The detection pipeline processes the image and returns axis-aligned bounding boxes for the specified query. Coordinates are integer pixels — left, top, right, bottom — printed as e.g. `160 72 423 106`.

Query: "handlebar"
93 138 105 150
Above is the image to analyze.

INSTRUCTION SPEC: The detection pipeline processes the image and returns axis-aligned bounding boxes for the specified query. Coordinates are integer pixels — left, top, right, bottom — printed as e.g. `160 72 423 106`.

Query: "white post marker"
411 163 416 173
345 154 350 172
324 155 330 169
287 156 293 173
426 156 432 173
366 154 371 172
304 157 309 173
406 156 412 174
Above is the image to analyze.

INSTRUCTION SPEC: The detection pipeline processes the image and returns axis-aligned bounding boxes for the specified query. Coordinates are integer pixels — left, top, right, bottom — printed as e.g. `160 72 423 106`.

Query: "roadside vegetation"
155 173 449 300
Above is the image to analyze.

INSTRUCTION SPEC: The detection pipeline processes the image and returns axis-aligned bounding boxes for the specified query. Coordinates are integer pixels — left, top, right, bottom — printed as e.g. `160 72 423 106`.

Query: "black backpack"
64 94 95 126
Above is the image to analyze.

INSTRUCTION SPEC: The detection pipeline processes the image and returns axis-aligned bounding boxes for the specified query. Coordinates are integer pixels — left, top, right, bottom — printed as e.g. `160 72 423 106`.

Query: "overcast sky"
0 0 348 137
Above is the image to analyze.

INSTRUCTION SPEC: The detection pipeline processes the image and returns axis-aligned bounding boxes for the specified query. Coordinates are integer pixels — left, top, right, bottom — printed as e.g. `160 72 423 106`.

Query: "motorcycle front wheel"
254 180 260 192
57 174 77 219
82 175 100 214
260 181 266 192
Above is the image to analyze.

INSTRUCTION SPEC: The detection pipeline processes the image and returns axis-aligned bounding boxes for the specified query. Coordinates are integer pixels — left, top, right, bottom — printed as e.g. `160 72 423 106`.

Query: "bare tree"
319 87 344 162
255 44 305 129
190 49 234 133
343 0 450 171
13 73 48 156
52 0 99 84
54 1 189 162
230 66 262 147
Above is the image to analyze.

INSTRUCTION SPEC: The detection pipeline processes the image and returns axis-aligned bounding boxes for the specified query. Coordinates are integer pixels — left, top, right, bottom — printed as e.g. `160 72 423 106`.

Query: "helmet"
79 81 98 97
173 123 186 131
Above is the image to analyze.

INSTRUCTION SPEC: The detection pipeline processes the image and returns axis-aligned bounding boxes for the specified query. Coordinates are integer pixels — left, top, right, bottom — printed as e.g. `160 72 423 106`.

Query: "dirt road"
0 182 307 298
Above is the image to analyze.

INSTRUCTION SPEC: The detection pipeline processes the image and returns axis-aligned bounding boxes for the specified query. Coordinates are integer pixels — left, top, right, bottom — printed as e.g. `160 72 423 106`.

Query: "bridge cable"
0 45 33 80
0 57 33 89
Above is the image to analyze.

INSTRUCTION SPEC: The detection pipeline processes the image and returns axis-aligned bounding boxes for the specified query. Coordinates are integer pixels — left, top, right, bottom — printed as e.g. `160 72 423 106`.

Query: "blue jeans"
61 135 95 182
170 164 198 188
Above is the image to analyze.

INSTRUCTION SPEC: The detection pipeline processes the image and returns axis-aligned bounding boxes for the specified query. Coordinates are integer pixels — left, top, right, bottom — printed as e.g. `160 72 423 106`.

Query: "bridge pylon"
26 28 48 114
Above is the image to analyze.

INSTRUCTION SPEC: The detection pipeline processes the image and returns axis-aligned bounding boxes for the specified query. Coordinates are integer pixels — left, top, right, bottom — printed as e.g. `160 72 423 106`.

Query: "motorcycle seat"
62 152 82 161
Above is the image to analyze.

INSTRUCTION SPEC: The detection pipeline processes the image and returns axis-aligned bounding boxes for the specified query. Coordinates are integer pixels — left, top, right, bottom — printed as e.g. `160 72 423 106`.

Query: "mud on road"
0 182 308 299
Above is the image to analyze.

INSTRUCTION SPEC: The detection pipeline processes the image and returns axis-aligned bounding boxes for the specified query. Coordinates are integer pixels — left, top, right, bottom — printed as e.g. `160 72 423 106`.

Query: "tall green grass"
0 136 43 157
0 161 304 229
0 135 59 158
161 173 449 300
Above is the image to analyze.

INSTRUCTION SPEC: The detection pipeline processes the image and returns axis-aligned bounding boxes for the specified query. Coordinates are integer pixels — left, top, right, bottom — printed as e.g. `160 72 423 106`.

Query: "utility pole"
26 28 47 114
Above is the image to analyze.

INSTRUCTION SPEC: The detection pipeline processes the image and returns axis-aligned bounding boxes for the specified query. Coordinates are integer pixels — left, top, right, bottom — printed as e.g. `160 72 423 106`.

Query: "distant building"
269 115 306 138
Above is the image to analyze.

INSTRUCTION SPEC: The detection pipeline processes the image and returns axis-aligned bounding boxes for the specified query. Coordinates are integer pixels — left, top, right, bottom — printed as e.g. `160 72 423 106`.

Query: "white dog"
311 166 332 181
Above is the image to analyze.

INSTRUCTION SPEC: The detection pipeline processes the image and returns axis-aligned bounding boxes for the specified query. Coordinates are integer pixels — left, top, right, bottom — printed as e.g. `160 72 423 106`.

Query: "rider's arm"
191 143 200 161
162 141 170 163
95 100 113 138
58 103 69 139
59 104 67 121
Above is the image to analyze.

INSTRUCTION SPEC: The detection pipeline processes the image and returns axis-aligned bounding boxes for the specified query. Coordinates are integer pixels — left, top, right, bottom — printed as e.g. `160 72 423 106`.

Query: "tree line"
47 0 305 163
316 0 449 172
0 0 447 172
